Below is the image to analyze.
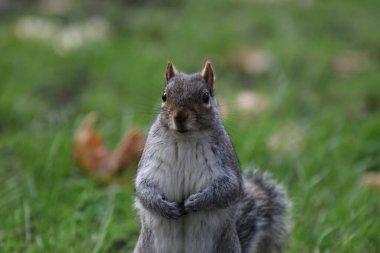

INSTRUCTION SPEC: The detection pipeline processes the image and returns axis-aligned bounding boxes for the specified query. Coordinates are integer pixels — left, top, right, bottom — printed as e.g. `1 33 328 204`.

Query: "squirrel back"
133 62 290 253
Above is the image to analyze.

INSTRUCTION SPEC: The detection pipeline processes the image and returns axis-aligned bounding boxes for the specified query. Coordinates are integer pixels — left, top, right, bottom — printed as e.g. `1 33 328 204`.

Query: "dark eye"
162 93 167 102
202 92 210 104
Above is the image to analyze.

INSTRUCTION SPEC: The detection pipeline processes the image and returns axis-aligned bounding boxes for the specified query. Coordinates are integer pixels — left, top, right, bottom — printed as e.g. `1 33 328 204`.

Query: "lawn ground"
0 0 379 252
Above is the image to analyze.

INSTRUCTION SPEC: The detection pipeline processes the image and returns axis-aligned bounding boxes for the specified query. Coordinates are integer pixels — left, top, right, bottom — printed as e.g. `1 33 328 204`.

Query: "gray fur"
133 66 290 253
135 178 186 219
237 170 290 253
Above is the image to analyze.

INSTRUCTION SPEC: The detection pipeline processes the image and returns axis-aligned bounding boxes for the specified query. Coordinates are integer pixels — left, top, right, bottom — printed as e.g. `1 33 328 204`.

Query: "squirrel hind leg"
236 170 290 253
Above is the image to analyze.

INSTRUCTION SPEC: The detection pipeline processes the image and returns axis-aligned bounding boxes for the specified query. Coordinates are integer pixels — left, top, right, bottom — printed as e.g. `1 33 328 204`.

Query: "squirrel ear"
201 61 215 95
166 61 178 83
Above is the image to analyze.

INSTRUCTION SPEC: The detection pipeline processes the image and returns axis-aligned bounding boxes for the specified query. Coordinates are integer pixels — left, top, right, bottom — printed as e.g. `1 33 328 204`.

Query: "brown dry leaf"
361 172 380 190
74 112 145 178
333 51 370 77
74 113 109 174
114 129 145 170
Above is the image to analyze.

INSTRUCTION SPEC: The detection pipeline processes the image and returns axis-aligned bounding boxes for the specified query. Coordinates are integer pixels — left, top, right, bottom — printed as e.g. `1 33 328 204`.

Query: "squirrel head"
159 61 219 134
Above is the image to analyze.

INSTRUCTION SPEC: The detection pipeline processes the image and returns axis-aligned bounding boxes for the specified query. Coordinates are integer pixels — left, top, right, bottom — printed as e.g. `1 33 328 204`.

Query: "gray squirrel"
133 62 290 253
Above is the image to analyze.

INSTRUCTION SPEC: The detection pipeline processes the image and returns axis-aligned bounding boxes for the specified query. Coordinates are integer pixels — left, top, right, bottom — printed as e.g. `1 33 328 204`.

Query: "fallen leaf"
74 112 145 178
333 51 370 77
361 172 380 190
74 113 110 174
114 129 146 170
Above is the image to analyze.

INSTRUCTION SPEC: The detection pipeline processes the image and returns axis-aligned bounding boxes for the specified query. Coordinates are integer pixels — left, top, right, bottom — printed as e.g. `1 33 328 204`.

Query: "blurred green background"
0 0 379 252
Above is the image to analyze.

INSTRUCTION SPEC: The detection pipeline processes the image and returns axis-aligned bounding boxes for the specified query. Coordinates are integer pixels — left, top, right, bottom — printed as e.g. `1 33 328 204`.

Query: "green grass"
0 0 379 252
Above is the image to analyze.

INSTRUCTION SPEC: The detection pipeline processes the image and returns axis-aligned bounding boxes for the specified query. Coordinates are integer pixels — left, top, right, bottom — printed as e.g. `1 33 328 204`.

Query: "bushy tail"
236 169 290 253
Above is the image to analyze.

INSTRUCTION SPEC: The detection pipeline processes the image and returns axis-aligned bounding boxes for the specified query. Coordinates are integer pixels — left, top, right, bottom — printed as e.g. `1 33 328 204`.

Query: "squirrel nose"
174 111 189 130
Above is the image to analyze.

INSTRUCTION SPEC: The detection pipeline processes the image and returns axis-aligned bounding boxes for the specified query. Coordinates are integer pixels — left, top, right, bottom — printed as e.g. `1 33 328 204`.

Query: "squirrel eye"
162 93 167 102
202 92 210 104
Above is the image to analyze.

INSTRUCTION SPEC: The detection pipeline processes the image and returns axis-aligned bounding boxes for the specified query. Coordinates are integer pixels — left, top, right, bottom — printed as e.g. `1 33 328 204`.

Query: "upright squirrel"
133 62 290 253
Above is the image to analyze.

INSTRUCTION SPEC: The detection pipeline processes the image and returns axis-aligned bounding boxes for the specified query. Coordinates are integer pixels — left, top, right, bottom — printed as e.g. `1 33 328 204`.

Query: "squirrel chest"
136 130 232 253
145 133 223 202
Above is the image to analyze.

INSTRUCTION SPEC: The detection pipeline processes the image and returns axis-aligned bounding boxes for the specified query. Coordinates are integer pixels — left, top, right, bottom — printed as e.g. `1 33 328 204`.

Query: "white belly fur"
145 208 230 253
138 137 228 253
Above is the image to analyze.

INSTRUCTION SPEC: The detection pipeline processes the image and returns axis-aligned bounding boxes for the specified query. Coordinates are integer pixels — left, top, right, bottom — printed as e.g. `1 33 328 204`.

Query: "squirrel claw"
184 192 204 212
160 200 186 219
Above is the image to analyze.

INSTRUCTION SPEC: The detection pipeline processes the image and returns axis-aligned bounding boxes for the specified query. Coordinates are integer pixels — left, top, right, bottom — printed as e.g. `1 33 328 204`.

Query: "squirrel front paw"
184 192 206 212
158 198 186 219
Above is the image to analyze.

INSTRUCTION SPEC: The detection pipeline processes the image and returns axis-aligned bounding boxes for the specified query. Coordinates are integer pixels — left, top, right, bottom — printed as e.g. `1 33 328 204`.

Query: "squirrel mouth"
173 121 189 133
176 128 189 134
